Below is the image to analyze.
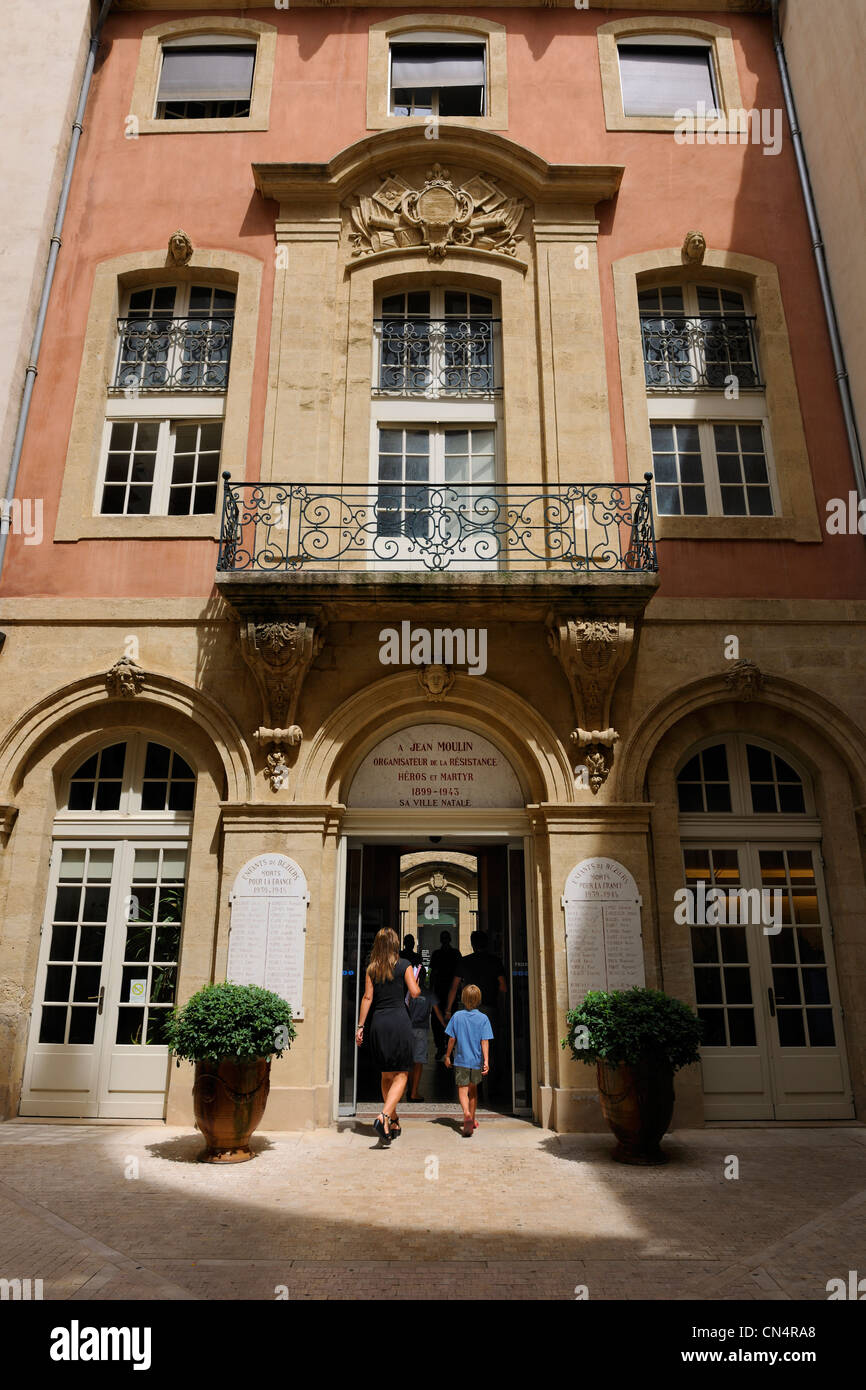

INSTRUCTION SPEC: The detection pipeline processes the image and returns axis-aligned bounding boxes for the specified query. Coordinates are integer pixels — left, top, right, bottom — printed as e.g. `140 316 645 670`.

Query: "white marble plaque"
563 857 645 1007
346 724 523 809
227 854 309 1019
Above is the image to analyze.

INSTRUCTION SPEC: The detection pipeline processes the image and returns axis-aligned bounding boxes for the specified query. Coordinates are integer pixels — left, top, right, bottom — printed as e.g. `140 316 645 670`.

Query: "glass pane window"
760 848 833 1048
118 847 187 1046
100 422 159 515
67 744 127 813
64 736 196 816
684 847 756 1047
118 288 177 390
714 424 773 516
156 45 255 119
38 847 115 1045
390 43 486 117
141 743 196 812
677 743 732 813
377 428 430 538
619 44 717 118
746 743 806 814
651 423 706 516
168 422 222 515
377 289 496 396
640 281 760 391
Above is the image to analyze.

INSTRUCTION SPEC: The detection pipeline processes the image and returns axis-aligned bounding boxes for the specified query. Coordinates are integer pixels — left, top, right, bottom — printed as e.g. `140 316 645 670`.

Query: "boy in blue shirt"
443 984 493 1137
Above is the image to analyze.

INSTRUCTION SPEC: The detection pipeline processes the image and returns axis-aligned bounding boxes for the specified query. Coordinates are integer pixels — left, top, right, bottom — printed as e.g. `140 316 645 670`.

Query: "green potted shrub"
165 982 296 1164
562 987 702 1165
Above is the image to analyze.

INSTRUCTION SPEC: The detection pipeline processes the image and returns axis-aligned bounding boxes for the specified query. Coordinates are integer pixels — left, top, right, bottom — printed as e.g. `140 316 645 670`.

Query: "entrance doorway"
338 840 531 1115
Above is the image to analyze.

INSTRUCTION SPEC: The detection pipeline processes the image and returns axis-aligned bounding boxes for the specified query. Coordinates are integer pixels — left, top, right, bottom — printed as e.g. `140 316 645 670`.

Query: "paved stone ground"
0 1118 864 1301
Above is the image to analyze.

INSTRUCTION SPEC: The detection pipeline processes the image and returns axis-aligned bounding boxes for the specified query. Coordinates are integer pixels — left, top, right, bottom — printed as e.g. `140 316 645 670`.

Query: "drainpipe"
0 0 114 581
771 0 866 503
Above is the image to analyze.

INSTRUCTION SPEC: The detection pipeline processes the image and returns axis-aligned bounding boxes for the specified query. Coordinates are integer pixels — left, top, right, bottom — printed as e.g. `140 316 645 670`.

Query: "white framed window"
374 424 497 537
97 418 222 517
61 737 196 820
650 419 777 518
638 283 761 392
640 280 774 519
114 283 235 395
155 36 256 120
617 35 719 118
374 287 499 398
388 32 486 117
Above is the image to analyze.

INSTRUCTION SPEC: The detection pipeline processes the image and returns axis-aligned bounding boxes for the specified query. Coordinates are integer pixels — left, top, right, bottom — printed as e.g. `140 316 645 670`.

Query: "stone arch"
619 670 866 808
0 670 254 806
293 670 574 807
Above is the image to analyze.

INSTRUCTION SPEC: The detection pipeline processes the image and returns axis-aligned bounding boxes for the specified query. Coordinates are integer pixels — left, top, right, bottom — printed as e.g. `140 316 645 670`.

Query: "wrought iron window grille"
374 317 500 396
641 314 762 391
111 315 234 393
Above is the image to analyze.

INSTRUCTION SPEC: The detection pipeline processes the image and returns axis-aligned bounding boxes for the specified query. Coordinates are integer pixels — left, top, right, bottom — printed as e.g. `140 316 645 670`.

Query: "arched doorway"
336 721 531 1117
677 733 853 1119
20 735 195 1118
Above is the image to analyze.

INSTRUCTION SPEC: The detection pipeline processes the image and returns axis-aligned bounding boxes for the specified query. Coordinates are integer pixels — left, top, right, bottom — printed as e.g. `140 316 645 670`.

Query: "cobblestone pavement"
0 1119 864 1301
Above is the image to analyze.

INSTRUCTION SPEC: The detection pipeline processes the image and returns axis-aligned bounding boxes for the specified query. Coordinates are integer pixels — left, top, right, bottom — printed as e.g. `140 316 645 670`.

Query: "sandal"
373 1112 392 1144
389 1120 402 1138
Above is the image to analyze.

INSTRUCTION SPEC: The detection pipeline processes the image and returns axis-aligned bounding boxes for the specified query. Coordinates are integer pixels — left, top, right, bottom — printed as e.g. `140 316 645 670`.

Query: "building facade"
0 1 864 1132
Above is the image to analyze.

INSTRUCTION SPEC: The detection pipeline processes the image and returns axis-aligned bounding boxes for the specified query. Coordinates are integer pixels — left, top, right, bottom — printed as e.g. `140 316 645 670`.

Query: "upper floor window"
113 284 235 395
375 289 499 398
155 37 256 120
389 34 486 117
639 284 761 393
617 36 719 118
639 280 775 520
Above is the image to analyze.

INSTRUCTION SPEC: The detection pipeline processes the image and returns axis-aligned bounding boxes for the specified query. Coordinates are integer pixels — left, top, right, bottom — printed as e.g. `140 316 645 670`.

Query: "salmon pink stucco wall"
2 7 863 601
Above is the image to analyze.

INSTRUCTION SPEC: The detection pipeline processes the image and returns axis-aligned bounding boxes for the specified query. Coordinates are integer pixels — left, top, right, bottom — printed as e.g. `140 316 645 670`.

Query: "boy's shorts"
411 1027 428 1064
454 1066 483 1086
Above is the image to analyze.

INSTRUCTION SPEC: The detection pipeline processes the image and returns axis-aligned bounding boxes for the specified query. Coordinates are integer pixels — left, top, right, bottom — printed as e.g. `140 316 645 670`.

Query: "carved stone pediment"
547 616 634 794
349 165 525 260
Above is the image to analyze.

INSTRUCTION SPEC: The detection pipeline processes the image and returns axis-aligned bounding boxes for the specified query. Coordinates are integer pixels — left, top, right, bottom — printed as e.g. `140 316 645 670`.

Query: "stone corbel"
238 618 325 789
546 616 634 794
0 805 18 847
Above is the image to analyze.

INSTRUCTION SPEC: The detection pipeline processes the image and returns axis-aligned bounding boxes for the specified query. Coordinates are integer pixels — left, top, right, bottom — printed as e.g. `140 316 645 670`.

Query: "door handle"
767 987 776 1018
97 986 105 1016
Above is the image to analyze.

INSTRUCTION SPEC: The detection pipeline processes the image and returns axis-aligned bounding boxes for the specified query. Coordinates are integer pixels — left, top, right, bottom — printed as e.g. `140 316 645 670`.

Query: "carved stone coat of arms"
349 165 524 260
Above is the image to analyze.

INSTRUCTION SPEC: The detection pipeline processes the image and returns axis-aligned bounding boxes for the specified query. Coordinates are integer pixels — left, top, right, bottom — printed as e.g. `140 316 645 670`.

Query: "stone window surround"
129 16 277 136
612 248 821 543
367 14 508 132
55 249 262 543
597 16 744 134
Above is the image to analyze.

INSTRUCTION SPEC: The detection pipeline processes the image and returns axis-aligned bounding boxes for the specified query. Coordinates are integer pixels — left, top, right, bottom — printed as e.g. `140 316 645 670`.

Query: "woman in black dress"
356 927 420 1144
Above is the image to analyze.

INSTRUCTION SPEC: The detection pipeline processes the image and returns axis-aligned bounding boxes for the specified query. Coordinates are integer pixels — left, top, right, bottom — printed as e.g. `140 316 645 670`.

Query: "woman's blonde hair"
368 927 401 983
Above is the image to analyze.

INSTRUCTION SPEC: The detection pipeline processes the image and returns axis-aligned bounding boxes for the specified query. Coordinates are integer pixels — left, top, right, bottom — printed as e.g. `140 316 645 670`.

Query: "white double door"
20 837 187 1118
686 840 853 1119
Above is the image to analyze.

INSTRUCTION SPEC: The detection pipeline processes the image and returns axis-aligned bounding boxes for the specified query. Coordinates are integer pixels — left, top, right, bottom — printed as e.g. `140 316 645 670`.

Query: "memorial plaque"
562 857 645 1008
226 854 309 1019
347 724 523 809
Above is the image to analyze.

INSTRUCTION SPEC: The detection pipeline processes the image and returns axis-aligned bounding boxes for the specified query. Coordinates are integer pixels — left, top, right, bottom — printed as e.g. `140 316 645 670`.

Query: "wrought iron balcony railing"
111 315 234 392
217 476 657 575
374 317 499 395
641 314 762 391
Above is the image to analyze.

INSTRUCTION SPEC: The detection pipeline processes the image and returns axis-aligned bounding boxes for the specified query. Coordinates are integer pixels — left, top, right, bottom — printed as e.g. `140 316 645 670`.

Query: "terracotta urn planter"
193 1056 271 1163
596 1057 674 1165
